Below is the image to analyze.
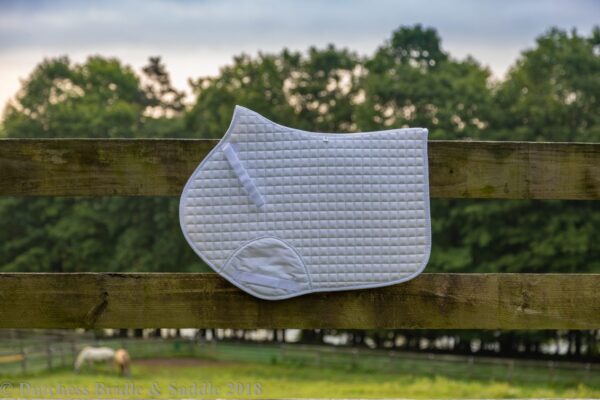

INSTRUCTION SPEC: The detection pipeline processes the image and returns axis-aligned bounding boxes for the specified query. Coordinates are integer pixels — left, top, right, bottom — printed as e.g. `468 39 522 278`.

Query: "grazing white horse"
74 346 116 373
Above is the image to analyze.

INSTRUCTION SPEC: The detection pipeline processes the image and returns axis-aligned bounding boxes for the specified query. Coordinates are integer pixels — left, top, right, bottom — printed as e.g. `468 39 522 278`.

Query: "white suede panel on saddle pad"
180 106 431 300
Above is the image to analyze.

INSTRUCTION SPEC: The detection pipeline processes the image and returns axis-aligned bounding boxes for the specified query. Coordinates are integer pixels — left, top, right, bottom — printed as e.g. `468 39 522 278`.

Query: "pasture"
3 356 600 399
1 341 599 398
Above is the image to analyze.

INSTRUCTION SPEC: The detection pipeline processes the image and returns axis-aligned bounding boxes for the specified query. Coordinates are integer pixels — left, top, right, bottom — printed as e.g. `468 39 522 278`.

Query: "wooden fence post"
19 341 27 375
280 345 286 363
211 339 217 359
506 360 514 381
467 356 475 379
584 363 591 383
60 341 66 367
70 339 77 365
388 351 395 370
46 340 52 370
315 349 321 367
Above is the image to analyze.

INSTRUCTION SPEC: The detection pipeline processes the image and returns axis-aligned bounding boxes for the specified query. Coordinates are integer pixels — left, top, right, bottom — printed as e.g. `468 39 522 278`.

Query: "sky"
0 0 598 110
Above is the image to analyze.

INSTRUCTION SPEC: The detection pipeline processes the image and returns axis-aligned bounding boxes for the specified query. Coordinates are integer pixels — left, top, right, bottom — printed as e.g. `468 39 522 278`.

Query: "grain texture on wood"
0 273 598 329
0 139 598 199
0 139 215 197
428 141 600 200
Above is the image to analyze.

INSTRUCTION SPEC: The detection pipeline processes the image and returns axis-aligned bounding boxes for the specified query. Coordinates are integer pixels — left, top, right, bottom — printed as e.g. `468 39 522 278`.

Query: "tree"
356 24 492 139
142 56 186 118
492 27 600 141
185 52 297 137
0 56 204 273
426 27 600 277
185 45 360 136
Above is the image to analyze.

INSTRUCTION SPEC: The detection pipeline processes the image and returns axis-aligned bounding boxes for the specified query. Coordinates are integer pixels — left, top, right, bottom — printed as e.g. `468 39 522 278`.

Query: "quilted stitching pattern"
180 106 431 298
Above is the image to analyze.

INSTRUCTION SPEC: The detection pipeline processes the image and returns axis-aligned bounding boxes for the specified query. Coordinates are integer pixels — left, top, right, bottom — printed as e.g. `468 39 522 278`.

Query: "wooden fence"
0 337 78 375
0 139 598 329
1 335 598 385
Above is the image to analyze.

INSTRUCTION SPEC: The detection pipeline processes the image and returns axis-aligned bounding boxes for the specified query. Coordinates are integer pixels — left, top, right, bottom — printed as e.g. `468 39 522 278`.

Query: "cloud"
0 0 598 108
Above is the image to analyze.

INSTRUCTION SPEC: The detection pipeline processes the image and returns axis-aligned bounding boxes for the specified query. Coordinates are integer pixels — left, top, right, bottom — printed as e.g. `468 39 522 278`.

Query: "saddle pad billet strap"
232 271 302 291
222 143 265 208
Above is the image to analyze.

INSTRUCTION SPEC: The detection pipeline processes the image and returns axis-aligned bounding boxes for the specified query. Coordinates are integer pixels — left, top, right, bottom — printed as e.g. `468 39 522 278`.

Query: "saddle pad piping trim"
179 105 431 300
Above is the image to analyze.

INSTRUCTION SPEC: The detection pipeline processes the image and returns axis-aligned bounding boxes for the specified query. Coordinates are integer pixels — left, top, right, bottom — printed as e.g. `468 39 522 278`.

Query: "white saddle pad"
180 106 431 300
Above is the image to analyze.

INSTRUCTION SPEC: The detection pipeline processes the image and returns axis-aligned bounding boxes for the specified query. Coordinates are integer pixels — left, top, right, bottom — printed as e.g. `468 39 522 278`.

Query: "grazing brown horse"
114 348 131 376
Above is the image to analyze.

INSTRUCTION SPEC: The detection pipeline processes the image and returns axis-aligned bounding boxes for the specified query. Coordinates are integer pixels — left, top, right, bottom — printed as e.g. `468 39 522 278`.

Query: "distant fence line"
278 343 599 383
0 335 599 386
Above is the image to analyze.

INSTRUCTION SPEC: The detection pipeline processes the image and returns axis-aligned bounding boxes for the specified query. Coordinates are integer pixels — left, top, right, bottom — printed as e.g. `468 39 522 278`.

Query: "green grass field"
2 355 600 399
1 340 599 398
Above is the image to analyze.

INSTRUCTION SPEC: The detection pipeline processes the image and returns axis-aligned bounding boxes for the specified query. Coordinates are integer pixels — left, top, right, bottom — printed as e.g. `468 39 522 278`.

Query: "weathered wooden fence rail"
1 139 598 199
0 273 599 329
0 139 599 329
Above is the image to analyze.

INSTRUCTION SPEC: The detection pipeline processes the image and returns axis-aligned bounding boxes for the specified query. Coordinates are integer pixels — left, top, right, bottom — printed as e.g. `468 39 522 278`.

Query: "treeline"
105 328 599 361
1 25 599 358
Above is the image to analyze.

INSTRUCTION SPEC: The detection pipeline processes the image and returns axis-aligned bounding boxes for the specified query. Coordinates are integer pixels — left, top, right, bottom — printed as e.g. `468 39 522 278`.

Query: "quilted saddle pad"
180 106 431 300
